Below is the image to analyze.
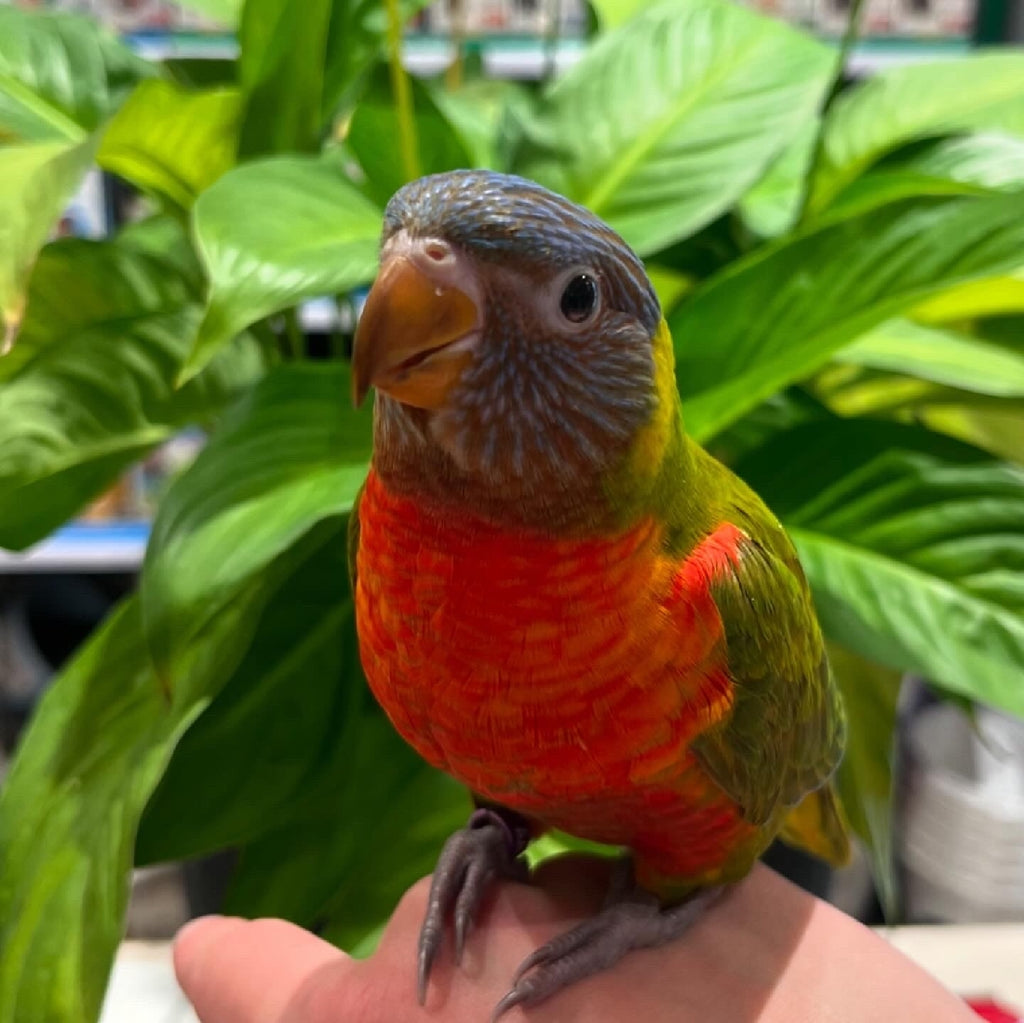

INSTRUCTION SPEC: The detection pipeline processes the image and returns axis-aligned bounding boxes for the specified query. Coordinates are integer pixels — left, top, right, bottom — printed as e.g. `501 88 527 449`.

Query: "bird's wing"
687 527 846 830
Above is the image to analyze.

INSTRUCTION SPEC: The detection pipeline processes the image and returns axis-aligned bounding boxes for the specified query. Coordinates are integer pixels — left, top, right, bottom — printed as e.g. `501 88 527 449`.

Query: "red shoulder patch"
675 522 746 593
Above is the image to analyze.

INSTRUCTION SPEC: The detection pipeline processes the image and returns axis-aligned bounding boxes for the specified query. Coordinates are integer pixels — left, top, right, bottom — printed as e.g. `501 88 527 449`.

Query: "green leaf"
913 271 1024 323
348 67 474 208
706 387 832 466
828 132 1024 219
737 419 1024 716
0 586 261 1023
738 120 818 238
0 237 261 550
0 137 96 339
588 0 650 30
321 0 432 122
671 192 1024 441
186 155 381 380
509 0 836 255
224 622 469 951
647 264 694 316
98 79 243 209
0 5 153 143
838 319 1024 398
431 78 531 170
236 0 333 156
140 362 371 675
808 53 1024 214
830 644 901 919
883 131 1024 192
137 522 352 862
165 58 239 91
922 404 1024 465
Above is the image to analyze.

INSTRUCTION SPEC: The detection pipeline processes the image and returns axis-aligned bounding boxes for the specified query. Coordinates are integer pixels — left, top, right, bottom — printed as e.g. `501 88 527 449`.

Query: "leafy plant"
1 0 1024 1019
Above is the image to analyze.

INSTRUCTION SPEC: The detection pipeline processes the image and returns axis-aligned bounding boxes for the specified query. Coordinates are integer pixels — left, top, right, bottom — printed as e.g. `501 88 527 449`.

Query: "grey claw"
490 986 526 1022
417 813 529 1003
453 857 486 965
490 883 725 1019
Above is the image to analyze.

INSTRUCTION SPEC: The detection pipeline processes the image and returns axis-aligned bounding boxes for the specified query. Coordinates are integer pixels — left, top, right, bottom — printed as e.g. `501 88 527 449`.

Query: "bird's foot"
418 807 531 1004
491 867 723 1022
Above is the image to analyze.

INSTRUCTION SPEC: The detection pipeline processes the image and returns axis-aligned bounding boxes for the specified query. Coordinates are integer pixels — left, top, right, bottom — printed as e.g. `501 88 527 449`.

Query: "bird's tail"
779 782 851 867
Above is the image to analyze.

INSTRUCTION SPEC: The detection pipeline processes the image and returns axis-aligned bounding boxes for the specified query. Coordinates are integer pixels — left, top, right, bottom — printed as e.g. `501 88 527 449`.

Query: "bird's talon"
488 885 724 1019
416 810 530 1002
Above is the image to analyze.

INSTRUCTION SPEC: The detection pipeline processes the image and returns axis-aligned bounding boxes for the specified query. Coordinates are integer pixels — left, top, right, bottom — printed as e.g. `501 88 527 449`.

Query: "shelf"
121 30 971 77
0 522 149 574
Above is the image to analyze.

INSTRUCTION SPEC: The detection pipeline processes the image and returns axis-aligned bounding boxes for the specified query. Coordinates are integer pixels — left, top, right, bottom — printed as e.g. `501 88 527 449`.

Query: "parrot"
348 169 849 1020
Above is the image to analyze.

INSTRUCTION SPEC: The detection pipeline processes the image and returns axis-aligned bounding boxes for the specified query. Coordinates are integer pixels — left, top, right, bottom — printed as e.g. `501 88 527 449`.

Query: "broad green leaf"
0 137 95 341
738 420 1024 716
0 237 261 550
828 132 1024 219
671 193 1024 441
838 319 1024 398
0 5 151 338
893 131 1024 191
814 366 944 418
98 80 242 209
510 0 836 255
224 607 468 951
235 0 433 154
0 587 260 1023
588 0 651 30
186 155 381 380
431 78 531 170
4 227 199 377
137 524 351 862
830 644 901 919
922 404 1024 465
321 0 432 122
348 66 473 208
237 0 333 156
707 387 832 467
647 265 694 316
141 362 371 674
115 213 207 280
165 58 238 90
808 53 1024 214
913 271 1024 323
739 120 818 238
0 5 152 142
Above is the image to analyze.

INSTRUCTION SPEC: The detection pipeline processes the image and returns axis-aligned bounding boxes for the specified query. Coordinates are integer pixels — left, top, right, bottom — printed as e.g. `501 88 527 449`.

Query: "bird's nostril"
424 241 451 263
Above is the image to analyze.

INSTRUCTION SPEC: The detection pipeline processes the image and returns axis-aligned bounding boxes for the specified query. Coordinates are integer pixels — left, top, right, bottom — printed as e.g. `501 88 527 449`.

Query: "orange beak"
351 255 481 410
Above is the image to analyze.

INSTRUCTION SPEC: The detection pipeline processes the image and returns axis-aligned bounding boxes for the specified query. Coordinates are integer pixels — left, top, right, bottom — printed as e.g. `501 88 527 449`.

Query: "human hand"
174 858 974 1022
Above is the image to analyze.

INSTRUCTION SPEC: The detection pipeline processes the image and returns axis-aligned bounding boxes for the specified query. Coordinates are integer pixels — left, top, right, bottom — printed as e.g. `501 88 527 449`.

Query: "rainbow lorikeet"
348 169 849 1019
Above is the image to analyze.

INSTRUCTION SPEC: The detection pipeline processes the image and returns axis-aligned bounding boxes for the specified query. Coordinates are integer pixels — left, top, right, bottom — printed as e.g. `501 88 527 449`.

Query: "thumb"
174 916 348 1023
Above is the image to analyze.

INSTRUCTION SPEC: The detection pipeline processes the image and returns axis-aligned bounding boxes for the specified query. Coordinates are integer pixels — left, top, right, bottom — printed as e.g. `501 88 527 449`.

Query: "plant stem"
331 294 354 361
252 320 283 367
543 0 563 83
282 307 305 360
384 0 422 182
444 0 467 91
797 0 867 223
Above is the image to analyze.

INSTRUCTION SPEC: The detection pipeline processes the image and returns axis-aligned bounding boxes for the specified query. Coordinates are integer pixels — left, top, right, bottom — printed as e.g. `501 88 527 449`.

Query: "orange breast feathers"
355 469 757 881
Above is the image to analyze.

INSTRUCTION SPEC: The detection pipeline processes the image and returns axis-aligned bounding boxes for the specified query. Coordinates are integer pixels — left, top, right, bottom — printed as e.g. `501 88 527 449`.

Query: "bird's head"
352 170 669 515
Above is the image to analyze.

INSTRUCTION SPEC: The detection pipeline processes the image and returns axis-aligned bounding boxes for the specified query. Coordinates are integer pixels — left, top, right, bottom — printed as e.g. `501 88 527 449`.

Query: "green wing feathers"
677 446 849 864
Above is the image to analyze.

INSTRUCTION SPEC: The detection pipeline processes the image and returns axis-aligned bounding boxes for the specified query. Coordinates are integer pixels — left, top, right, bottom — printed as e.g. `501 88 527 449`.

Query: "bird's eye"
559 274 598 324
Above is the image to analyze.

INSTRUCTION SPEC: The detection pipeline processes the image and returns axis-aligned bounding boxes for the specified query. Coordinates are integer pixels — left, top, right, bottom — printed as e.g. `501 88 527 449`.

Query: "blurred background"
1 0 1024 1019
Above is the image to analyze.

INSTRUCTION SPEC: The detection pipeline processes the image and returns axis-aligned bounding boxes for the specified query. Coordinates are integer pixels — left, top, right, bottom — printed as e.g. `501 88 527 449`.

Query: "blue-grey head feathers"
383 170 660 334
376 170 662 496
